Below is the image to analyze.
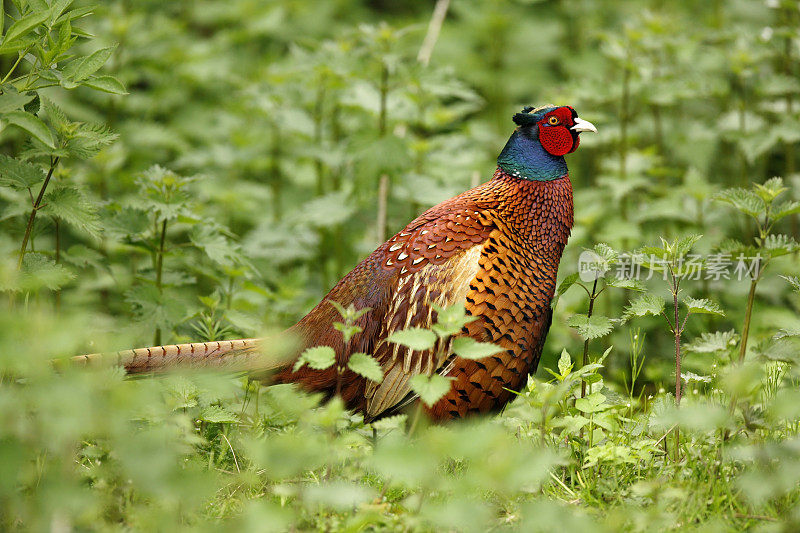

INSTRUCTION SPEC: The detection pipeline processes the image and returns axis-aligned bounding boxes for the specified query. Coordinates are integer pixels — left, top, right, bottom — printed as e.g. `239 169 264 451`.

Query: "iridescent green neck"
497 129 568 181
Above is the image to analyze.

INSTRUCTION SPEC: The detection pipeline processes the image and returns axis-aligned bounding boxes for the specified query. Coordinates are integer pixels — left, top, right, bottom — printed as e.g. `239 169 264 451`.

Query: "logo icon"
578 250 609 282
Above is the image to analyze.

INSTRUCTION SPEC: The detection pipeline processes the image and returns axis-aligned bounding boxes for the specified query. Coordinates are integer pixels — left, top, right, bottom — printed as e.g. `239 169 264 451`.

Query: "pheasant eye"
547 116 559 125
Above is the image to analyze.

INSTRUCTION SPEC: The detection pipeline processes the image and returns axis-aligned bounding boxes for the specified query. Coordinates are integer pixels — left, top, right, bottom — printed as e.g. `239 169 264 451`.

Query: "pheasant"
76 105 596 421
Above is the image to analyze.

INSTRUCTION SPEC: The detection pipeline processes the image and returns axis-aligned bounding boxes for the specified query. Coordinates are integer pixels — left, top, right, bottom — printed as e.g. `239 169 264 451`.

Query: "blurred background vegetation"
2 0 800 530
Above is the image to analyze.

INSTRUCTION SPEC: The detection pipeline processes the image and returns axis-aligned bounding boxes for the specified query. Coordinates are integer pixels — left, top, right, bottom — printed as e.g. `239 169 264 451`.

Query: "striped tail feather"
72 338 285 374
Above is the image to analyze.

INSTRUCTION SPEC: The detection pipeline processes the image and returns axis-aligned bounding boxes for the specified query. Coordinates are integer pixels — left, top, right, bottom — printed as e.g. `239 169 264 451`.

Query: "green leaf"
387 327 436 351
575 392 609 414
199 405 239 424
683 297 724 316
409 374 452 407
64 121 118 159
189 225 241 267
3 111 55 148
329 301 371 321
0 154 44 189
761 234 799 258
567 314 613 340
431 303 477 338
622 294 665 322
347 352 383 383
771 200 800 223
715 188 764 219
61 44 117 84
125 284 188 332
17 252 74 292
552 272 580 308
3 9 51 44
592 242 619 264
673 234 703 257
557 349 572 376
685 330 739 354
754 177 786 203
605 277 645 291
40 185 101 238
0 91 34 113
293 346 336 372
451 336 504 360
81 75 128 94
781 275 800 294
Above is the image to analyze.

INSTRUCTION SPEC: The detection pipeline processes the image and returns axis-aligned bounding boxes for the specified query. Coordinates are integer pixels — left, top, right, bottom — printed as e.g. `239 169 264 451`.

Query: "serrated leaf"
189 225 241 267
369 414 407 431
409 374 452 407
754 177 786 203
199 405 239 424
685 330 739 354
40 185 101 238
3 9 50 44
673 234 703 257
0 91 34 113
451 336 504 359
622 294 665 322
761 234 799 257
575 392 608 414
683 297 724 316
605 277 645 291
715 188 764 219
347 352 383 383
3 111 55 148
82 75 128 94
0 154 44 189
17 252 74 291
781 275 800 294
566 314 614 340
772 200 800 223
682 371 712 384
431 303 477 338
293 346 336 372
387 327 436 351
64 121 118 159
125 284 188 332
592 242 619 263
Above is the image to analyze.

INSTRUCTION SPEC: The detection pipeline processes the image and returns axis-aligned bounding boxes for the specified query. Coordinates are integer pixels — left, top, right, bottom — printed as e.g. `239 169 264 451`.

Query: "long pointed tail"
72 338 280 374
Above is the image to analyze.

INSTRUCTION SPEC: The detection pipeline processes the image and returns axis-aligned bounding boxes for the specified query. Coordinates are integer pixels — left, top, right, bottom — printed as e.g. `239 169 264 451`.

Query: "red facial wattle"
538 107 580 156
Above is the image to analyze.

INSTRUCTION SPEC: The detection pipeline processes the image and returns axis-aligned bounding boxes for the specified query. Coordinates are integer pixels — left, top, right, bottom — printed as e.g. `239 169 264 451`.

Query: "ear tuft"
512 108 537 127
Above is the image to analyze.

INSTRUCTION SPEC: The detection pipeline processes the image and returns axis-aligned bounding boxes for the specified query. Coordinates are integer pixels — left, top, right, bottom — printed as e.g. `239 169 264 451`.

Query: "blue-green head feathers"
497 104 594 181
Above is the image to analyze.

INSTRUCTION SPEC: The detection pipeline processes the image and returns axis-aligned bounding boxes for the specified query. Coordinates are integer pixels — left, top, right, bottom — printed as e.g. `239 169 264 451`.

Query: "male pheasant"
77 105 596 421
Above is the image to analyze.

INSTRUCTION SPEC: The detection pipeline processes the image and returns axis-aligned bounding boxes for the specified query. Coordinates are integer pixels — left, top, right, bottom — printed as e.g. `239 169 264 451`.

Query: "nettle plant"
554 242 644 398
0 2 125 298
715 177 800 363
113 166 249 345
623 235 725 406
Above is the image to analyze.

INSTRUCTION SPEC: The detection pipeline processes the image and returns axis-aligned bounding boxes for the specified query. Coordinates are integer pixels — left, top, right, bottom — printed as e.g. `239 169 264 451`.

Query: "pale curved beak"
571 117 598 133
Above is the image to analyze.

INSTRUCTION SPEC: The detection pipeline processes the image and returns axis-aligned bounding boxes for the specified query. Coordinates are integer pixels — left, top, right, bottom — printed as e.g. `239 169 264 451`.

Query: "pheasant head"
497 105 596 181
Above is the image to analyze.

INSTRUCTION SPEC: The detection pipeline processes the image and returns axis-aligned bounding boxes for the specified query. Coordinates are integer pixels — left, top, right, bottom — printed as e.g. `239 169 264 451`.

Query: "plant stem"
18 157 59 270
580 278 599 399
738 277 758 364
54 217 61 312
0 47 30 84
376 62 389 243
417 0 450 66
673 275 682 405
153 218 167 346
